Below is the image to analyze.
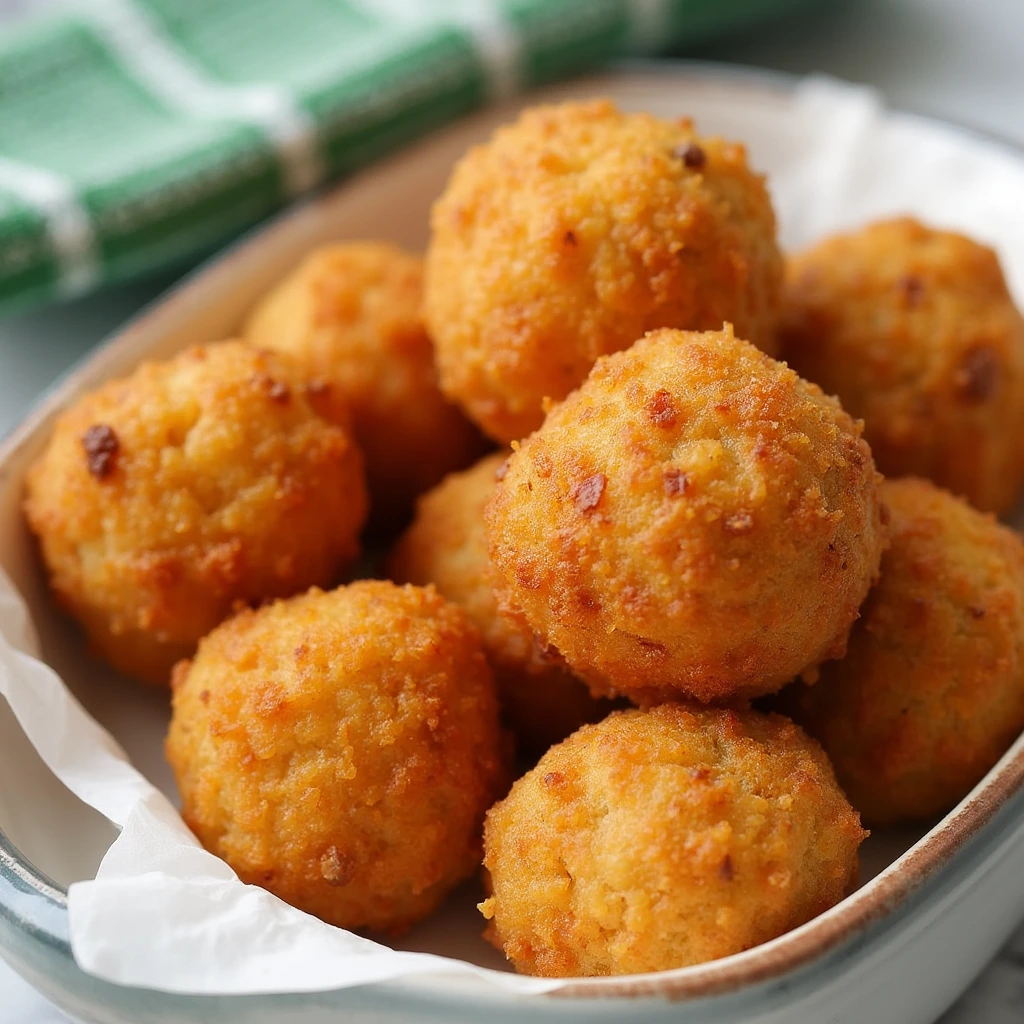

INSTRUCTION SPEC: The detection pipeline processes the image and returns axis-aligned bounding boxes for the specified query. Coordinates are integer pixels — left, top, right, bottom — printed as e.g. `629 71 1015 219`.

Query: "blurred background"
2 0 1023 1021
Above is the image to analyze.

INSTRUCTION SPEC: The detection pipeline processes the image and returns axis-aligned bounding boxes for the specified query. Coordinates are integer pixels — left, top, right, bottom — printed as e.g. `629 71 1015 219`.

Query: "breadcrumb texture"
481 704 865 977
24 342 367 685
426 99 783 443
485 326 887 704
389 453 616 752
781 477 1024 825
167 580 507 934
245 242 487 525
780 217 1024 514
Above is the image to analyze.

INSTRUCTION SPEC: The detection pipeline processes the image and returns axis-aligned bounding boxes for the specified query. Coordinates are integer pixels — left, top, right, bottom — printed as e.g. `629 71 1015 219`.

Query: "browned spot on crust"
320 846 355 887
673 142 707 169
691 767 711 782
262 376 291 403
723 511 754 534
628 633 667 655
969 605 986 619
514 561 542 590
898 274 925 307
256 689 287 717
81 424 119 479
664 469 690 497
647 389 678 428
956 347 999 402
543 771 565 788
571 473 606 513
198 689 210 705
563 230 578 247
879 502 891 526
719 855 735 882
305 378 331 397
146 553 183 589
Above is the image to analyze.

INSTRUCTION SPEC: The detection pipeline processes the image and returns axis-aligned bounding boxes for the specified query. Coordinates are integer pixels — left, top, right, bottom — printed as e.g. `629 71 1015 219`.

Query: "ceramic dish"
3 64 1024 1024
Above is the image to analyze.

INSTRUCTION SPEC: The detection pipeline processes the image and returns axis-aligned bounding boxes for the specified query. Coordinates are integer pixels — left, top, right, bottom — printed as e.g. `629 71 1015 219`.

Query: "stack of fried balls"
24 99 1024 978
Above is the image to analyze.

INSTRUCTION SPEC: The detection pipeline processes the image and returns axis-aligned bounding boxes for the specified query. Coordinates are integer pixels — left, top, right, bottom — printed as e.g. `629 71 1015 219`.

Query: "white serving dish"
3 64 1024 1024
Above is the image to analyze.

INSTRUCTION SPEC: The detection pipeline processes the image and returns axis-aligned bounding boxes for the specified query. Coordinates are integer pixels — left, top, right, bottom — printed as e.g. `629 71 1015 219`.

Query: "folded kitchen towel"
0 0 807 312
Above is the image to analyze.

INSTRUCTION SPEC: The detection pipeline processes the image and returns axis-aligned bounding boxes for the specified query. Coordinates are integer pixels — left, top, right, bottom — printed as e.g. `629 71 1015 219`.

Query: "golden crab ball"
24 341 368 685
426 98 783 443
779 217 1024 514
167 580 508 934
481 704 865 977
780 477 1024 825
245 242 488 526
485 326 887 706
389 453 618 754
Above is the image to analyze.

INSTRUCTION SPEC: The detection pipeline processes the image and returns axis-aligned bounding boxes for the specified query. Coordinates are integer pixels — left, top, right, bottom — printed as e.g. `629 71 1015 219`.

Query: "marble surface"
3 0 1024 1020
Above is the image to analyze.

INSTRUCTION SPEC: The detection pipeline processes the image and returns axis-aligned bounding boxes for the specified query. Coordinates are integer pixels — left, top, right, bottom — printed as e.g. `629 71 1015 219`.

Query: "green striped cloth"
0 0 803 312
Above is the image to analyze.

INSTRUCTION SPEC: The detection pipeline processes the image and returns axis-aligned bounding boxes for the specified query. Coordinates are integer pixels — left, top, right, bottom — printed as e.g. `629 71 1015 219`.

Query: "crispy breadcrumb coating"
481 704 865 976
389 453 617 752
780 477 1024 824
245 242 488 527
24 342 367 684
780 218 1024 514
167 581 507 934
426 99 783 442
485 326 886 705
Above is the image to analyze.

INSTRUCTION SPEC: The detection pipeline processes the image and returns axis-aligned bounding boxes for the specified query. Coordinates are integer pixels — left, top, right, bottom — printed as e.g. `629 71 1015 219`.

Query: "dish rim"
2 58 1024 1005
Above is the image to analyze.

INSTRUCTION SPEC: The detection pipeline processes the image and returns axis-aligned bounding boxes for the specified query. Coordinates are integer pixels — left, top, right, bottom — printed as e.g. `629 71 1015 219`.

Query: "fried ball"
167 580 507 934
389 453 617 753
481 704 865 976
779 477 1024 825
24 342 367 685
779 217 1024 514
426 99 783 443
244 242 488 525
485 326 887 705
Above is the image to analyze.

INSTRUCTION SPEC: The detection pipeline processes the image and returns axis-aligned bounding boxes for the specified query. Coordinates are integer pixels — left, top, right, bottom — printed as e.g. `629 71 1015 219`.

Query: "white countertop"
3 0 1024 1019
